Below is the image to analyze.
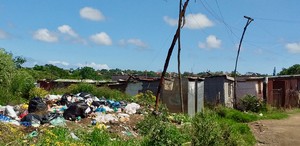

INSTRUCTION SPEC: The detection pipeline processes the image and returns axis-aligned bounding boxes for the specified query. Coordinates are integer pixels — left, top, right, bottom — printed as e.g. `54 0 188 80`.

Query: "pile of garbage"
0 92 142 128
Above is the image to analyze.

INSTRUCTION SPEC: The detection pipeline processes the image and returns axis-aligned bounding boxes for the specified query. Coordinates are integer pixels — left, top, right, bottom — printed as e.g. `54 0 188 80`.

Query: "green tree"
0 49 16 89
10 70 35 99
79 66 98 79
13 56 26 69
279 64 300 75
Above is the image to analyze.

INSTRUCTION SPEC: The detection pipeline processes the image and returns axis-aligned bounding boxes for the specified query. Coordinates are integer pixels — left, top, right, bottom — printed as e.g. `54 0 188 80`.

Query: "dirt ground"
249 112 300 146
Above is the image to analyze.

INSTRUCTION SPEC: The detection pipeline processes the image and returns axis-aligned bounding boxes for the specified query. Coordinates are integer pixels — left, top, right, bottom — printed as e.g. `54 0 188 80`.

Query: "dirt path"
249 112 300 146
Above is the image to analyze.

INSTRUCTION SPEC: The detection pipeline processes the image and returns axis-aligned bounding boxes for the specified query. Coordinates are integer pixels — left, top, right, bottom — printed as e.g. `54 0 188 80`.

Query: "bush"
67 83 97 94
10 70 35 99
133 90 156 106
29 87 49 99
191 109 256 146
191 110 224 146
240 95 264 112
137 105 189 145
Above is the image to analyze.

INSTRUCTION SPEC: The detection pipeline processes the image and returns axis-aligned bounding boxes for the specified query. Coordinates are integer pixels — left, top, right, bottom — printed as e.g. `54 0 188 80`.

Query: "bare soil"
249 112 300 146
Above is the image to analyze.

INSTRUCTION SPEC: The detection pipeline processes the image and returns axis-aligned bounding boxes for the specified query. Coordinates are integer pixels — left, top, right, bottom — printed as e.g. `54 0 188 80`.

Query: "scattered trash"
94 113 118 124
28 131 38 138
91 119 97 125
0 91 143 137
95 123 107 129
124 103 140 114
0 114 11 122
28 97 47 113
70 132 80 140
50 117 66 126
5 105 18 119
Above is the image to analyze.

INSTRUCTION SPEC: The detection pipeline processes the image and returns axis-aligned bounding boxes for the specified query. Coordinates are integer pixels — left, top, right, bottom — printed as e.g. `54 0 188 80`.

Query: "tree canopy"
278 64 300 75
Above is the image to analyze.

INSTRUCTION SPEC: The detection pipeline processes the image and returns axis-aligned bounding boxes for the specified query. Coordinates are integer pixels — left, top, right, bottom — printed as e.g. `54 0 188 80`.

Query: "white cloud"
58 25 78 37
163 16 178 26
57 24 87 44
0 29 9 39
90 32 112 46
80 7 105 21
77 62 110 70
185 13 214 29
33 29 58 43
198 35 221 49
285 42 300 53
119 38 148 49
164 13 214 29
48 60 70 66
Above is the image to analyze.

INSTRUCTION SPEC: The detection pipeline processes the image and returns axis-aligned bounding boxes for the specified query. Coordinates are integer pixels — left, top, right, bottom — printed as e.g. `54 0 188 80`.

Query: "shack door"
272 81 285 108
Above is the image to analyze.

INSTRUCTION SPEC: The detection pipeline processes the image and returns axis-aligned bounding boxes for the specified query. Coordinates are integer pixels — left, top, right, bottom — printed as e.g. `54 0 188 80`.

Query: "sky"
0 0 299 75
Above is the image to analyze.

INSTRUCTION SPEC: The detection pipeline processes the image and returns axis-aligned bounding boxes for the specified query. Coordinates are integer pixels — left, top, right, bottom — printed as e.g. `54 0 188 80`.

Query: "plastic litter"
91 119 97 125
19 110 28 119
20 121 32 127
124 103 140 114
70 132 80 140
102 106 113 112
111 102 121 108
95 113 118 124
46 94 61 101
95 123 107 129
0 114 11 122
28 131 38 138
95 107 106 113
50 117 66 126
5 105 18 119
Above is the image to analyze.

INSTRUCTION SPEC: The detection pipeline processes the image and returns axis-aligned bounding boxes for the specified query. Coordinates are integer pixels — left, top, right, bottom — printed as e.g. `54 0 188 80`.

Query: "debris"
70 132 80 140
0 114 11 122
5 105 18 119
124 103 140 114
95 123 107 129
28 97 47 113
50 117 66 126
28 131 38 138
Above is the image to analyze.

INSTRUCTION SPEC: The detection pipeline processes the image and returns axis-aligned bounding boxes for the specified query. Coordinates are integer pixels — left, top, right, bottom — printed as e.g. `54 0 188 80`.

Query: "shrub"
142 122 187 146
138 105 189 145
67 83 97 94
134 90 156 106
10 70 35 99
240 95 264 112
191 110 224 146
29 87 49 99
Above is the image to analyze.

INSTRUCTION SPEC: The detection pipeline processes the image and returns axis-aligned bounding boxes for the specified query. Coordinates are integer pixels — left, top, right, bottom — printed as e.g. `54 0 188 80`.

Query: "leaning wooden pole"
177 0 184 113
155 0 189 111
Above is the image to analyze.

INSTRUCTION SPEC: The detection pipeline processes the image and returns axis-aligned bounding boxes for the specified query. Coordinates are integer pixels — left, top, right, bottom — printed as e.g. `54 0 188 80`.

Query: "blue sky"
0 1 299 75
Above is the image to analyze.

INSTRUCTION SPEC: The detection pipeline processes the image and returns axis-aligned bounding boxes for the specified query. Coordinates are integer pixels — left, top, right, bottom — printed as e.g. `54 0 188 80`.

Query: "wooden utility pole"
233 16 254 108
155 0 190 111
177 0 184 112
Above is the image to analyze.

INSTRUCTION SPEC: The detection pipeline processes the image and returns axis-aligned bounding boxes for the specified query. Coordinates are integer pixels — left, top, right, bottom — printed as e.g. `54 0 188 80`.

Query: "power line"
253 17 300 23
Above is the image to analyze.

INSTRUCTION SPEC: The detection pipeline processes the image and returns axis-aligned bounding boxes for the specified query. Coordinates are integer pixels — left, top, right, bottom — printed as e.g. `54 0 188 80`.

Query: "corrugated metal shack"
204 75 234 108
267 75 300 108
236 76 266 101
161 77 204 116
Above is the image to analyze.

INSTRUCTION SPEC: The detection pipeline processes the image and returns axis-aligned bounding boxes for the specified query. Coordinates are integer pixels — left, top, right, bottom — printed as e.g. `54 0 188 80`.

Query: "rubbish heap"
0 92 142 129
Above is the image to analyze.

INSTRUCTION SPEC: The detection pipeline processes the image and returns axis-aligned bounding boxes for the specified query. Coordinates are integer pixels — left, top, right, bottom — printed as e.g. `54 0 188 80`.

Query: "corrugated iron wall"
268 77 300 108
